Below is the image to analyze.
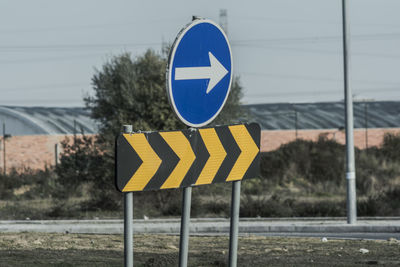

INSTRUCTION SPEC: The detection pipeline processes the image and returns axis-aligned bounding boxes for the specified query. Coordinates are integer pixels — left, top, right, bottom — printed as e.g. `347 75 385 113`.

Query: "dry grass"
0 233 399 266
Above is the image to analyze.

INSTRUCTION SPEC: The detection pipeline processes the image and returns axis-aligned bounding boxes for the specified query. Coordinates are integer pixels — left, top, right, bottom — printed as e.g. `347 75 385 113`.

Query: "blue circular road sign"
167 19 233 127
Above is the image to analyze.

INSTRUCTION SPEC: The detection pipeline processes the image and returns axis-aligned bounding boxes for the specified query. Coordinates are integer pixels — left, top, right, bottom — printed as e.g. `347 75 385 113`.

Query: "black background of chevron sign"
115 123 260 192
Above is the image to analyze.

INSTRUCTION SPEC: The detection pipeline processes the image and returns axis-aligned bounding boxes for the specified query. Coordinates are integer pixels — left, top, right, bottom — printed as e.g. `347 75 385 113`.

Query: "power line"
0 53 106 64
0 82 88 92
0 42 162 52
0 98 84 105
232 15 400 29
237 45 400 59
245 86 400 98
1 32 399 56
0 18 183 34
232 32 400 46
2 32 400 51
0 16 397 35
240 72 400 86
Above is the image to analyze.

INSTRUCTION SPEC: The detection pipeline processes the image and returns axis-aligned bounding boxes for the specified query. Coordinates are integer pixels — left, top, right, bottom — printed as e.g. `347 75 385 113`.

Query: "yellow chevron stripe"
160 131 195 189
122 133 162 192
195 128 227 185
226 125 259 181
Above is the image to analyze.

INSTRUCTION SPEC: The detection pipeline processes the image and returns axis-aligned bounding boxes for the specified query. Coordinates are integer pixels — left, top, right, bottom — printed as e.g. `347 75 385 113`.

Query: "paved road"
235 232 400 240
1 217 399 240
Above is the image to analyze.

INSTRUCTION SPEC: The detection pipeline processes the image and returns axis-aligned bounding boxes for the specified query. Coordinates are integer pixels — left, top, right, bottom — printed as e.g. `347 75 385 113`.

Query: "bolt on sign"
115 123 260 192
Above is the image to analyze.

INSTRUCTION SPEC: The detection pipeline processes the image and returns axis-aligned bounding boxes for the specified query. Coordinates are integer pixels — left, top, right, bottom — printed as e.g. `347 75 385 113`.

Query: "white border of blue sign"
166 18 233 128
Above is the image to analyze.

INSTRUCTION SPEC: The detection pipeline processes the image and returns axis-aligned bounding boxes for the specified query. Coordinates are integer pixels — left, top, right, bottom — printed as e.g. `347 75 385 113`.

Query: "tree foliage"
380 132 400 162
85 51 184 143
55 49 245 210
85 49 245 141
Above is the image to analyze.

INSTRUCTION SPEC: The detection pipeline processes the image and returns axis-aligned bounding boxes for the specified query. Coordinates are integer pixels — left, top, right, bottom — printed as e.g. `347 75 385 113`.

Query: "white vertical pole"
342 0 357 224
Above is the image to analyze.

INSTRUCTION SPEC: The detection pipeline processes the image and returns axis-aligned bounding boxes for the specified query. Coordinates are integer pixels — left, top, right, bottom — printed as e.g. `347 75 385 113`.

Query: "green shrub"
294 200 345 217
240 194 293 217
380 132 400 162
261 137 346 186
358 187 400 216
0 168 55 200
54 134 121 210
261 134 400 197
3 130 400 219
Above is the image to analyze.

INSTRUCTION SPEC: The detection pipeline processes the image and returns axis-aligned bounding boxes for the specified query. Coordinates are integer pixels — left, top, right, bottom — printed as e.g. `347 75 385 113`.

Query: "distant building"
0 101 399 171
0 106 97 171
0 106 97 136
246 101 400 130
245 101 400 152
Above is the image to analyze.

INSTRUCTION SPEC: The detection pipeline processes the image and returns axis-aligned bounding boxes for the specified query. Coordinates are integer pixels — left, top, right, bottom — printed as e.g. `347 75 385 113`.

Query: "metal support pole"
179 186 192 267
73 119 77 143
365 103 368 150
342 0 357 224
123 125 134 267
124 192 133 266
55 143 59 166
294 110 298 139
3 122 6 175
229 180 241 267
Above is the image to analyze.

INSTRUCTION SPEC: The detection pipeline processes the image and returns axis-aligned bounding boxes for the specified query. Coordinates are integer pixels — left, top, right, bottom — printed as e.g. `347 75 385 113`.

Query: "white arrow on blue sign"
167 19 233 127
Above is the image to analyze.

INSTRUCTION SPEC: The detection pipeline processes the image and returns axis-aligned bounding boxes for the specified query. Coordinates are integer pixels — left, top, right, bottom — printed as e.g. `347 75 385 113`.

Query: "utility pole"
342 0 357 224
219 9 228 35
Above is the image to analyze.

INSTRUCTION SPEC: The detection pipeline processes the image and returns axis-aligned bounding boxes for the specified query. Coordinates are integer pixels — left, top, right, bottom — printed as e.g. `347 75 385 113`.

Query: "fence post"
55 143 59 166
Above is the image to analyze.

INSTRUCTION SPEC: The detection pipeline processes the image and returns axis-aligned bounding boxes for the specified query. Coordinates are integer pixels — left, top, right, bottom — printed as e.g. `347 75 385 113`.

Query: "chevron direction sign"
115 123 260 192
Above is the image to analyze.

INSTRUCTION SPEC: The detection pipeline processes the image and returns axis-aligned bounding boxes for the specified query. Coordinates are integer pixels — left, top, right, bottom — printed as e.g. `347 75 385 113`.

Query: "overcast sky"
1 0 399 107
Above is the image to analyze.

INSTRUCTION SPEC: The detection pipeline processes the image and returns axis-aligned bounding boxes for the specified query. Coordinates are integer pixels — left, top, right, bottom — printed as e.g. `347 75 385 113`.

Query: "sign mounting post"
123 125 133 267
116 16 260 267
166 17 233 267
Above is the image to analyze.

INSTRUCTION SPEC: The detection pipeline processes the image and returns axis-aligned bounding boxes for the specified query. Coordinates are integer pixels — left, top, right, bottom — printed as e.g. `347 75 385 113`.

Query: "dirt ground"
0 233 399 266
